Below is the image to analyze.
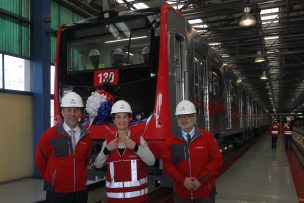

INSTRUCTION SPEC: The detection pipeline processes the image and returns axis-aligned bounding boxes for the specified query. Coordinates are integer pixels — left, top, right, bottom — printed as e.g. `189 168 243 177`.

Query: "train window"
193 58 204 115
208 68 222 97
66 16 158 72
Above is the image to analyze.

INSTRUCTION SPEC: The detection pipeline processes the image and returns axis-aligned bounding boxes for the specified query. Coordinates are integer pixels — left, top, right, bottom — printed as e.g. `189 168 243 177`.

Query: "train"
54 5 271 177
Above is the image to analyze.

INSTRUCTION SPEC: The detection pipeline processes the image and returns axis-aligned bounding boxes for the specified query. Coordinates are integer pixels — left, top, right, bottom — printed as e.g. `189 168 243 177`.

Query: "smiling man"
36 92 91 203
163 100 223 203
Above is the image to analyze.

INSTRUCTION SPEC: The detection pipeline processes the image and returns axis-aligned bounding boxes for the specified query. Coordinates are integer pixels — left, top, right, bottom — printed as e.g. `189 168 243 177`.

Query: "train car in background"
54 5 270 177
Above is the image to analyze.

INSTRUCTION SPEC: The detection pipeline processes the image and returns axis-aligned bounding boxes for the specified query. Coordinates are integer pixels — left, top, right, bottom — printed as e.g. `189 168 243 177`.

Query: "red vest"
283 122 292 135
105 130 148 203
270 123 280 136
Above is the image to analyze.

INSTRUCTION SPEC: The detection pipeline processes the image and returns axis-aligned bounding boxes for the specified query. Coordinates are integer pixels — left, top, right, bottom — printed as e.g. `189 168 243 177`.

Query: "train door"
167 10 187 132
193 57 207 129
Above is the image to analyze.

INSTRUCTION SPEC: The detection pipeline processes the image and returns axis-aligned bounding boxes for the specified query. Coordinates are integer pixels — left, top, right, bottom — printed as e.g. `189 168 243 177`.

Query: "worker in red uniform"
283 117 293 151
270 120 280 150
36 92 91 203
163 100 223 203
94 100 155 203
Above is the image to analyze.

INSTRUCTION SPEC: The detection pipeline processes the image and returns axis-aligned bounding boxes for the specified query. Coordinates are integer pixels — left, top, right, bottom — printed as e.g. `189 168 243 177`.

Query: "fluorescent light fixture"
104 36 147 43
117 0 134 4
262 20 279 24
264 36 279 40
193 24 208 28
209 42 221 46
133 3 149 9
261 14 278 21
261 8 279 14
239 7 256 27
189 19 203 24
222 54 230 58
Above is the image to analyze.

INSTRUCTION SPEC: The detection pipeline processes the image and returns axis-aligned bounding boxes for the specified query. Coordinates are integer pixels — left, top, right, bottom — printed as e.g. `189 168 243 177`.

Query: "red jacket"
163 127 222 199
105 128 149 203
269 123 280 137
35 122 91 192
283 122 292 135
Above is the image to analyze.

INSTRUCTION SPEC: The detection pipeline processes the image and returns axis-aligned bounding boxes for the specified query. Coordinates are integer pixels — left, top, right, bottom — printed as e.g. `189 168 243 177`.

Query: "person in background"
270 120 280 150
141 46 149 64
36 92 91 203
112 48 125 67
86 48 105 70
163 100 223 203
94 100 155 203
283 117 293 151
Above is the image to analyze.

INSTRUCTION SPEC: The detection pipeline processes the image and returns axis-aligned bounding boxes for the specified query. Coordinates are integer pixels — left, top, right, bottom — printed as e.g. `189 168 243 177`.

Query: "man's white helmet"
61 92 84 108
175 100 197 115
142 47 149 55
113 48 124 55
89 49 100 56
111 100 132 114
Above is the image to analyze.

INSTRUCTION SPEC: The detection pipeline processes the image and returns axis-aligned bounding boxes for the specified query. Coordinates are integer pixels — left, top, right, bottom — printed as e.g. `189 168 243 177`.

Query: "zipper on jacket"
187 141 193 199
51 169 56 188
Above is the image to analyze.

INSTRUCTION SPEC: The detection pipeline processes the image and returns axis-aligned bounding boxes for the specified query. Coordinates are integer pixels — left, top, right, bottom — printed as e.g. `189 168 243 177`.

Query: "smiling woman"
94 100 155 203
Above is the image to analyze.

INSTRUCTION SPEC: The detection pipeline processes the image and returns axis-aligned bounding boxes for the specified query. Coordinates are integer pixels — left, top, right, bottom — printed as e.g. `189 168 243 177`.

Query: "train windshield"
66 15 159 72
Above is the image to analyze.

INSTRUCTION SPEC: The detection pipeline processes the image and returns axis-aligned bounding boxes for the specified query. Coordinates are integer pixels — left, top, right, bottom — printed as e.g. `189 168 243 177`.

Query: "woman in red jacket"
163 100 222 203
94 100 155 203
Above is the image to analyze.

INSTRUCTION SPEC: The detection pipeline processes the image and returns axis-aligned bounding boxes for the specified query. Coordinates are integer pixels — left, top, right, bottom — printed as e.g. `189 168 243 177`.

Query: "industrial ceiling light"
260 71 268 80
239 7 256 27
254 51 265 63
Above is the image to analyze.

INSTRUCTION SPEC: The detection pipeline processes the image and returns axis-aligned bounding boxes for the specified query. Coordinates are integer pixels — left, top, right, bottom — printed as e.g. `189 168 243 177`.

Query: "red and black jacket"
35 122 91 192
163 127 222 199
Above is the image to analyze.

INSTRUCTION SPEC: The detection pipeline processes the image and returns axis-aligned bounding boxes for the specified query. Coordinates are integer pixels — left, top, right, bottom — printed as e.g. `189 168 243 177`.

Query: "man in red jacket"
36 92 91 203
270 120 280 150
163 100 222 203
283 117 293 151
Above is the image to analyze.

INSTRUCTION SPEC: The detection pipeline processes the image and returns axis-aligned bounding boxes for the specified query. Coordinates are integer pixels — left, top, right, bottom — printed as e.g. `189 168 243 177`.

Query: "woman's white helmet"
60 92 84 108
175 100 197 115
111 100 132 114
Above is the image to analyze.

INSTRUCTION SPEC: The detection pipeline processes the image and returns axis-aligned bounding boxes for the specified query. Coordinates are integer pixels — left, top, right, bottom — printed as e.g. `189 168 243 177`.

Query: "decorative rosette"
85 90 115 125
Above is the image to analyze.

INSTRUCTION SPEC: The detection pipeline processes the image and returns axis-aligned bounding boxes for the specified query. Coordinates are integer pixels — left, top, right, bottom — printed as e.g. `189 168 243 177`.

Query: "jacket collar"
176 125 202 141
56 121 88 139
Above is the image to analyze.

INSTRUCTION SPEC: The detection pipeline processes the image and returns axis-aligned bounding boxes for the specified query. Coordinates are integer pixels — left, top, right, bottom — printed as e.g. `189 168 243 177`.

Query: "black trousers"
285 135 292 150
271 136 278 150
46 190 88 203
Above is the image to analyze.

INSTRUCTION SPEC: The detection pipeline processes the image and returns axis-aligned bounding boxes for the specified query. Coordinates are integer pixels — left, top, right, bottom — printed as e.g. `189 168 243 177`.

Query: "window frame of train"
55 10 161 121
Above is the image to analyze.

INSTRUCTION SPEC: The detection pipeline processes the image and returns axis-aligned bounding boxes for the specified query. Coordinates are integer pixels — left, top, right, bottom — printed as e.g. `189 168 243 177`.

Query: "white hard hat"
142 47 149 55
111 100 132 114
60 92 84 108
89 49 100 56
175 100 197 115
113 48 123 55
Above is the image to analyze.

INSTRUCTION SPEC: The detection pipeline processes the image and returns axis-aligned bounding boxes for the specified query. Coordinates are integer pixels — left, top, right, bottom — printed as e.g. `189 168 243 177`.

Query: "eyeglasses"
62 108 82 114
177 114 194 120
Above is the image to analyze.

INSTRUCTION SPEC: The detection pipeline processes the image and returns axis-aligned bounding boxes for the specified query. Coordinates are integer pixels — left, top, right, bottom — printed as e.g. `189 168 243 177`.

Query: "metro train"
54 5 270 168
